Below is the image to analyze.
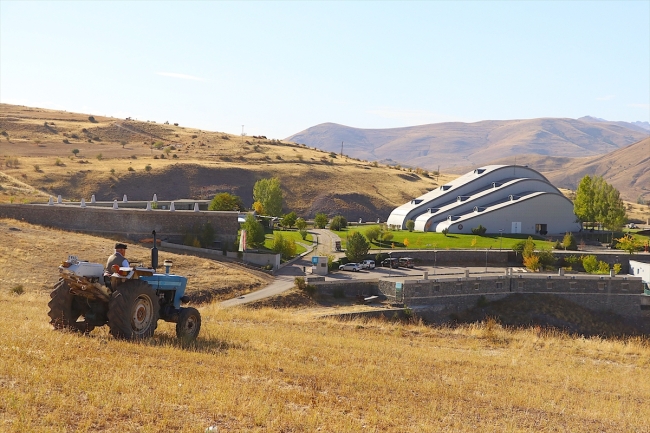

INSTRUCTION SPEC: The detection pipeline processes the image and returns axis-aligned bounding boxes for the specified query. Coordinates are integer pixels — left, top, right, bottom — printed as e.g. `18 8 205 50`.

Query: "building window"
433 284 440 292
598 282 606 291
518 281 524 289
496 282 503 289
546 281 553 289
535 224 548 236
474 283 480 290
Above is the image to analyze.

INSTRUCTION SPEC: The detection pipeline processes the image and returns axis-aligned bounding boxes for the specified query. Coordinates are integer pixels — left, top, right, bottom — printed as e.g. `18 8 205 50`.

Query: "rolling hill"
286 118 649 172
0 104 455 221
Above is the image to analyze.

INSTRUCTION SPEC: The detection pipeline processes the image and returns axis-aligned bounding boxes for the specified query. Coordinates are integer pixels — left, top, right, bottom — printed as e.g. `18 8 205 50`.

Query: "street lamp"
499 229 503 251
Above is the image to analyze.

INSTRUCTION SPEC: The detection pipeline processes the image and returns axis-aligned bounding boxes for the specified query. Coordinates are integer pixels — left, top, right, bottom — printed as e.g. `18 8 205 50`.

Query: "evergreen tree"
345 231 370 263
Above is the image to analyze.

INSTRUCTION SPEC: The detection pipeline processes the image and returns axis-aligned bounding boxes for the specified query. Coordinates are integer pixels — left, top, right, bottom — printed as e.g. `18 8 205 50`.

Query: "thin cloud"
156 72 205 82
596 95 615 101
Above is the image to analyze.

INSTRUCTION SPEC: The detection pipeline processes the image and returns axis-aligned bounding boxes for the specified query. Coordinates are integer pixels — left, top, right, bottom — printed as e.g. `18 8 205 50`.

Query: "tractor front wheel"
48 279 95 333
108 280 159 340
176 307 201 342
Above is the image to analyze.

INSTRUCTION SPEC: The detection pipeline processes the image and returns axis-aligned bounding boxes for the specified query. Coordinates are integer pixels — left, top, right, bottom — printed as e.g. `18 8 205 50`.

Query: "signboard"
312 256 319 265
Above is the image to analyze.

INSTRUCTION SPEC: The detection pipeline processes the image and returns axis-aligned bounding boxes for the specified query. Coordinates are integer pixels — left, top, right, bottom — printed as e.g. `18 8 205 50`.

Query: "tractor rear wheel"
48 279 96 333
107 280 159 340
176 307 201 342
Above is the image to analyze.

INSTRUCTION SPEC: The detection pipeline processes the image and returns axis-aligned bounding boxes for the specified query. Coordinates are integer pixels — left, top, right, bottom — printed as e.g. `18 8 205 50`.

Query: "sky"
1 1 649 139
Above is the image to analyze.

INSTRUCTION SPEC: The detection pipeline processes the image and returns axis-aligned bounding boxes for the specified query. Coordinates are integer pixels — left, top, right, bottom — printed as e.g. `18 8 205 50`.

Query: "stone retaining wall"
0 203 238 244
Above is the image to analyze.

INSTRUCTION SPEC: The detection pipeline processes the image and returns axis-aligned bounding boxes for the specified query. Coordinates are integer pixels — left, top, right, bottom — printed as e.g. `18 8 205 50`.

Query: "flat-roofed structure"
387 165 580 235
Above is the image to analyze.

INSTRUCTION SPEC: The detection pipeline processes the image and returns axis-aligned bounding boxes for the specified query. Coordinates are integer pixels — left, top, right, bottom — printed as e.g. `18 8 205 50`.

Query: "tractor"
48 231 201 341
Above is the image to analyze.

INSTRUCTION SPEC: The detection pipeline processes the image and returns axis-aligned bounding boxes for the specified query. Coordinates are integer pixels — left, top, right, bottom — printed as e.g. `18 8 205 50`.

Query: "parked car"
339 262 362 272
381 258 399 268
361 260 375 269
627 223 638 229
398 257 415 268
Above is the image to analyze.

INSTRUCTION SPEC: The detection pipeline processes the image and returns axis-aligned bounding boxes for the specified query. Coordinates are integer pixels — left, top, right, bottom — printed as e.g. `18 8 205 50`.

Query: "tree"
365 226 381 243
574 175 626 230
272 233 297 260
616 234 642 254
562 232 577 250
295 217 307 231
405 220 415 232
242 214 266 248
253 177 283 216
252 201 264 214
314 213 328 229
281 211 297 229
574 175 595 228
330 215 347 231
345 231 370 263
209 192 244 211
71 149 80 157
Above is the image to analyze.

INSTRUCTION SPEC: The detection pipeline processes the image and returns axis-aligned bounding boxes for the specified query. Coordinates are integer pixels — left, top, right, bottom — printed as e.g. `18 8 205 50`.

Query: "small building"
630 260 650 291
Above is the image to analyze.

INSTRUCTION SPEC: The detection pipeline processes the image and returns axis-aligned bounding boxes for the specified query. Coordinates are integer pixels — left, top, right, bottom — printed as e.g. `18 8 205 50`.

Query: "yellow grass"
1 293 649 432
1 216 650 431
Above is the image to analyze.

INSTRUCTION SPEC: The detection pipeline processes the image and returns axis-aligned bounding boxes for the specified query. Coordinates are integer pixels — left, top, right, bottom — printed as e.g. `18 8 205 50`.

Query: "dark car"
398 257 415 268
381 258 399 268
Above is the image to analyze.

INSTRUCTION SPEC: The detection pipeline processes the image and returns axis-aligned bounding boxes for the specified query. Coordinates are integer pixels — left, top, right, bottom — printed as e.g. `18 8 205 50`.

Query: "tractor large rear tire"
176 307 201 342
48 279 96 333
107 280 159 340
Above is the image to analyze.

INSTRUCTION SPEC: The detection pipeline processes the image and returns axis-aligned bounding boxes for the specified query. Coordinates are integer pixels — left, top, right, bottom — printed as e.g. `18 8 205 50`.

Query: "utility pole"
340 141 343 157
241 125 245 144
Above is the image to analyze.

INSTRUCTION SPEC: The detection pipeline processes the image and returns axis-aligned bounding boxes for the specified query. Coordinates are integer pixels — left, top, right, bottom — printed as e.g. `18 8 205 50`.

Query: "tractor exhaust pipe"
151 230 158 270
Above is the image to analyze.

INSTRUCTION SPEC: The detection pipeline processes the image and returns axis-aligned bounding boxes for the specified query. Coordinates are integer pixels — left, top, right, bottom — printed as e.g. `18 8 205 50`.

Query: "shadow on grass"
147 333 249 354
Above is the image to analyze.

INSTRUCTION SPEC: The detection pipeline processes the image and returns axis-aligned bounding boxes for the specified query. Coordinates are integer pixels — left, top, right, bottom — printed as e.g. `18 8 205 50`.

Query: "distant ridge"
286 117 649 171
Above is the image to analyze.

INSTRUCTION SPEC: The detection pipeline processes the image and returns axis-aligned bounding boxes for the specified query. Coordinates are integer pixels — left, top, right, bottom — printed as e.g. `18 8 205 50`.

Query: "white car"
360 260 375 269
339 262 362 272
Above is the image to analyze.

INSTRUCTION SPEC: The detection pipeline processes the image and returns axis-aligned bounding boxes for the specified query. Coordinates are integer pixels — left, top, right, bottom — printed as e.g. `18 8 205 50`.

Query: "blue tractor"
48 231 201 341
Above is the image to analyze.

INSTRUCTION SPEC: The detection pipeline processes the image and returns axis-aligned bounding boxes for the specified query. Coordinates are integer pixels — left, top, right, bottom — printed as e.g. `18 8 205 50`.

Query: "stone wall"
378 274 648 323
0 203 239 244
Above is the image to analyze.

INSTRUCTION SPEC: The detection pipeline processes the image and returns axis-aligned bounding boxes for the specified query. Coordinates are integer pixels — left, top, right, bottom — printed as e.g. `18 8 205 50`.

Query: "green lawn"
334 225 555 250
264 230 313 255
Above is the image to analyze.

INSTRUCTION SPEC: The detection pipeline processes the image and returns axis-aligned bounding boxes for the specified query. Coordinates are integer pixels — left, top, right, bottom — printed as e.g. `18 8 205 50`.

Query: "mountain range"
286 117 649 174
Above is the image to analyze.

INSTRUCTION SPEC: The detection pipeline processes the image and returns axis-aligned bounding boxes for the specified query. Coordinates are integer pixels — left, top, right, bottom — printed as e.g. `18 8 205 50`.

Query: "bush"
581 255 599 273
330 215 347 231
128 167 134 171
442 228 449 237
62 139 69 144
88 116 96 123
299 229 308 240
11 284 24 295
71 149 79 156
471 225 487 235
145 164 152 172
365 226 381 243
96 153 103 161
405 220 415 232
562 232 577 250
523 255 541 272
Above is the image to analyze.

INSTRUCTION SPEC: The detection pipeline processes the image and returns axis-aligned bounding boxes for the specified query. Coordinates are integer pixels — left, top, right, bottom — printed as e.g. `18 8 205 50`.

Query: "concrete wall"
377 274 647 324
0 203 239 244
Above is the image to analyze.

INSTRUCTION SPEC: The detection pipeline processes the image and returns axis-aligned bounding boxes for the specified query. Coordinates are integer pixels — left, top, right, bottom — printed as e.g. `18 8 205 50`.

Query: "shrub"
145 164 152 172
11 285 24 295
523 255 541 271
71 149 79 156
174 123 179 126
33 164 40 172
330 215 347 231
172 154 178 158
365 226 381 243
55 158 63 166
299 229 308 240
405 220 415 232
110 168 115 174
471 225 487 235
562 232 577 250
62 139 70 144
96 153 103 160
442 228 449 237
581 255 599 273
128 167 134 171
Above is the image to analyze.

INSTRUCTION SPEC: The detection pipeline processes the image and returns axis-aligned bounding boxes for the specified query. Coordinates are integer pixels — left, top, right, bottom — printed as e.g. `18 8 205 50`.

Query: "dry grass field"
2 292 650 432
0 220 649 431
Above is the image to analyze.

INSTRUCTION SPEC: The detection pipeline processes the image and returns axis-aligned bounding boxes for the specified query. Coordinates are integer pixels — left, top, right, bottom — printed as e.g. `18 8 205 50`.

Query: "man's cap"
115 243 128 250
